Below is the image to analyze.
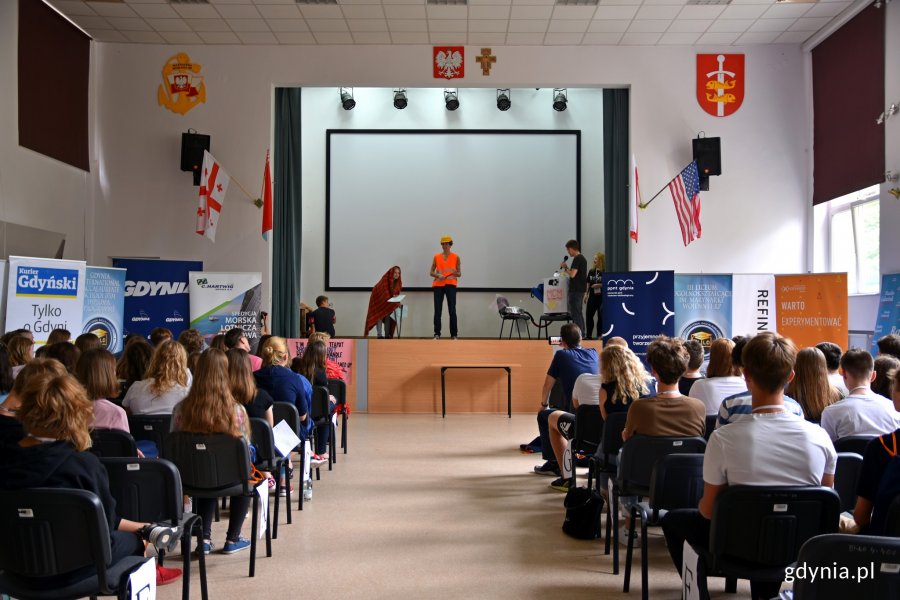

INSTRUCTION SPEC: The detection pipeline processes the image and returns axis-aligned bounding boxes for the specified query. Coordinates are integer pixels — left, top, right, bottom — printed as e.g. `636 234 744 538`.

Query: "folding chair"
587 411 628 570
90 428 138 458
327 378 348 455
127 414 172 458
249 418 288 539
272 401 309 511
312 385 336 472
793 533 900 599
833 452 863 513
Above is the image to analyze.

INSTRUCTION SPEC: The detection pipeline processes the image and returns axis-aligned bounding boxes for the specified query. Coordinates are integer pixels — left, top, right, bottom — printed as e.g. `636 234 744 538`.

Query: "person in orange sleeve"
430 235 461 340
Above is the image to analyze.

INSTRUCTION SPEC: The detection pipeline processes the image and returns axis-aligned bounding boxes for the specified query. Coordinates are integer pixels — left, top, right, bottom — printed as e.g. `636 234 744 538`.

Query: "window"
829 185 880 295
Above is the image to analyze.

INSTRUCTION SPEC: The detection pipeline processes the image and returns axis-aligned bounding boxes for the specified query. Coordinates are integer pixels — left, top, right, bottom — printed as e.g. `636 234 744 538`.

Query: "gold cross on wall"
475 48 496 76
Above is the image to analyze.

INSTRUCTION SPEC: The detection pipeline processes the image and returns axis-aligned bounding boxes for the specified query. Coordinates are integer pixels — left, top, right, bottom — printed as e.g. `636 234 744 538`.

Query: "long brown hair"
18 373 93 451
7 336 33 367
177 349 243 437
226 348 256 406
706 338 739 378
145 340 189 394
74 349 120 401
295 341 326 383
787 347 840 421
116 339 153 383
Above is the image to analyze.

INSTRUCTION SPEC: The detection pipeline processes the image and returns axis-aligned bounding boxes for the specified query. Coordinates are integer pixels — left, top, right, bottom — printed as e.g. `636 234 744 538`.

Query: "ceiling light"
340 87 355 111
393 88 408 110
496 89 511 112
444 89 459 111
552 88 567 112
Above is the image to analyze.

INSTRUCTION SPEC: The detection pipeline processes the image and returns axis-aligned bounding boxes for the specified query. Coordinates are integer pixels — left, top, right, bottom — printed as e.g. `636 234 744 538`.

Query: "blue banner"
111 258 202 340
674 274 733 358
872 273 900 355
601 271 675 360
82 267 126 353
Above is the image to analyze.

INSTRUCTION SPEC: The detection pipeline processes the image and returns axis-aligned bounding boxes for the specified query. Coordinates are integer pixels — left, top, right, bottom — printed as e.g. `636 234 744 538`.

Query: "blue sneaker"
197 540 213 555
222 537 251 555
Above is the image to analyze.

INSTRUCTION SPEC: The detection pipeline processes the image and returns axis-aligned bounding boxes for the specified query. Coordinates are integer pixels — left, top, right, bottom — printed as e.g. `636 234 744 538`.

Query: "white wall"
0 1 89 261
83 42 811 337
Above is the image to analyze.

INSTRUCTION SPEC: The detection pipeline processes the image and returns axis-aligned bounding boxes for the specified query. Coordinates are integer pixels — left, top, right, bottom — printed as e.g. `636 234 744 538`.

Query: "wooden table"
432 364 521 418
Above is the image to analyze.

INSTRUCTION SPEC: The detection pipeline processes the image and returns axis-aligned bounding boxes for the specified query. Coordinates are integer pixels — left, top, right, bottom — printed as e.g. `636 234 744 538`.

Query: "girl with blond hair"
599 344 650 420
122 340 191 415
254 337 312 440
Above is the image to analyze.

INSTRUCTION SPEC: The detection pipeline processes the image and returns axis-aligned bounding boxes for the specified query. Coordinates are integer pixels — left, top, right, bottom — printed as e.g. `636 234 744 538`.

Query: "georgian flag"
630 154 641 243
196 151 230 242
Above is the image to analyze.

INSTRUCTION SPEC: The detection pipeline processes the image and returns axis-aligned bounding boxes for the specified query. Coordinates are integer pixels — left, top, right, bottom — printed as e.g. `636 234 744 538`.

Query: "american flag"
668 161 702 246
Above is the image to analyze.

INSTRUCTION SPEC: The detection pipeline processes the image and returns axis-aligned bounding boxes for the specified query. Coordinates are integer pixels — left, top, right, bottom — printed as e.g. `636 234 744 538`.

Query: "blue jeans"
433 285 458 337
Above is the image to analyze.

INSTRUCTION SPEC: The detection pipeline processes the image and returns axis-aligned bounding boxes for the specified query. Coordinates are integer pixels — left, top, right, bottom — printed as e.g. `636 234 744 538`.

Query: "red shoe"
156 565 182 586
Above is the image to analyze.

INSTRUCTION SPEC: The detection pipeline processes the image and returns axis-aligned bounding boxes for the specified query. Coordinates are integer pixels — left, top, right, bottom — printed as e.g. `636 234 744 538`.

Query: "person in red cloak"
364 266 403 338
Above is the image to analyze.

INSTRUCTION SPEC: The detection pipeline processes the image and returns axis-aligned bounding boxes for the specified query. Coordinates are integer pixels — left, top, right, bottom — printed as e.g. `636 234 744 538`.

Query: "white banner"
731 274 777 337
188 272 262 349
5 256 86 346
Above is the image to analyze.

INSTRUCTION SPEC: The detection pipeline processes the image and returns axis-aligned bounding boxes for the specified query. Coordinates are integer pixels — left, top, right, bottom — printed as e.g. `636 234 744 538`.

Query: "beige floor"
159 414 753 599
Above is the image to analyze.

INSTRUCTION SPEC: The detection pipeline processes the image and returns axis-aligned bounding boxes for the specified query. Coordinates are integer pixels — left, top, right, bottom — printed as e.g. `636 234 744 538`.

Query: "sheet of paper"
272 419 301 458
256 481 269 539
388 294 406 302
129 556 156 600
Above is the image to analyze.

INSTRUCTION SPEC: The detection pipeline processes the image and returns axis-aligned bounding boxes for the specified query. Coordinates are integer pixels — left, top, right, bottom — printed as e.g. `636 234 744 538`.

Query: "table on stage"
432 364 521 418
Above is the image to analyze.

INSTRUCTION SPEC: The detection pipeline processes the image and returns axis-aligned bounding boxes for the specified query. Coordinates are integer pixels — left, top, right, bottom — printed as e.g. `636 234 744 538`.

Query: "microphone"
563 255 569 263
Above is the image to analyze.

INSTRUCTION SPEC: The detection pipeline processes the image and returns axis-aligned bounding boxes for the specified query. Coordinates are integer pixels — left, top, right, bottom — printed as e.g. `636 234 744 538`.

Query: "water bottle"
303 480 313 501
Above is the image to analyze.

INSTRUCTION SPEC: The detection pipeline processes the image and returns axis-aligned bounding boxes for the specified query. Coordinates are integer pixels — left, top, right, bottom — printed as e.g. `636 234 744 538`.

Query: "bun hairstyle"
18 373 93 452
261 336 290 367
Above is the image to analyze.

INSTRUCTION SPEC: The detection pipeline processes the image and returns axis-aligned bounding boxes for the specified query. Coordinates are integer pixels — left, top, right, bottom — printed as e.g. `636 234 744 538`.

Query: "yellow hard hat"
440 235 453 244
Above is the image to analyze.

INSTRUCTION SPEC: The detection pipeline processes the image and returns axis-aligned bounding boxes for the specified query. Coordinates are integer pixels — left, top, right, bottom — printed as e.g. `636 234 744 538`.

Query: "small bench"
431 364 521 418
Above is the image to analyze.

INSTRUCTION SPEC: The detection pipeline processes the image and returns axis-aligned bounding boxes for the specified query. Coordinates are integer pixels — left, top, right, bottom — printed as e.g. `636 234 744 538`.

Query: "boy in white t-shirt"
545 372 602 491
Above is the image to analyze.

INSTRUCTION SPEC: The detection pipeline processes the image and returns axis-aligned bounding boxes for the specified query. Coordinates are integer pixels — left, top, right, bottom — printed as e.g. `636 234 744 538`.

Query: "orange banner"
285 338 354 384
775 274 848 349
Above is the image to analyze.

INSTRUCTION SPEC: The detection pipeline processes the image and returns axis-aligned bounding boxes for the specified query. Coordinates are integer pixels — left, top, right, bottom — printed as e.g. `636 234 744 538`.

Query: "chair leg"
284 460 293 523
193 517 208 600
298 449 305 511
624 505 635 592
612 485 619 575
249 494 258 577
499 319 504 339
725 577 738 593
264 491 272 558
273 472 281 540
341 411 347 454
640 513 649 600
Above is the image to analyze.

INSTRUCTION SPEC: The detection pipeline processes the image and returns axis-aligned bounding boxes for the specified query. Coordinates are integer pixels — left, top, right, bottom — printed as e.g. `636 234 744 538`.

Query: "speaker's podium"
537 276 572 337
388 295 406 338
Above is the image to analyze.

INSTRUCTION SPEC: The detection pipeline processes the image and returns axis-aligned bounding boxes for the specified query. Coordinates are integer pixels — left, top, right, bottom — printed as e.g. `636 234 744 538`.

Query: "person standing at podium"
364 266 403 338
559 240 587 334
431 235 461 339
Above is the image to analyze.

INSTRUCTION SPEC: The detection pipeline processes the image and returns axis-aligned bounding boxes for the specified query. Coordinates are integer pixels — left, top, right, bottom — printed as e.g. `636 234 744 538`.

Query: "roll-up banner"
0 260 7 334
286 338 355 384
872 273 900 355
601 271 675 360
5 256 86 346
112 258 202 340
188 272 262 350
731 274 777 337
82 266 126 353
775 273 848 349
674 274 732 358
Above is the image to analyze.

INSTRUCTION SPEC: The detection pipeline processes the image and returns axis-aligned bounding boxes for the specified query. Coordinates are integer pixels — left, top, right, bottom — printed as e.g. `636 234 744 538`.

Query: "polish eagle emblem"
433 46 464 80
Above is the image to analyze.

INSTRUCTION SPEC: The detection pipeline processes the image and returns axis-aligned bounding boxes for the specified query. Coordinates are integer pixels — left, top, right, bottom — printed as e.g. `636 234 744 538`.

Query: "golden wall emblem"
158 53 206 115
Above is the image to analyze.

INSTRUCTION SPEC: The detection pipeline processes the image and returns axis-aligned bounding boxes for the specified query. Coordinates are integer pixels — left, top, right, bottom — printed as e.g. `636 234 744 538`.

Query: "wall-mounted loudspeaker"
692 136 721 191
181 132 210 186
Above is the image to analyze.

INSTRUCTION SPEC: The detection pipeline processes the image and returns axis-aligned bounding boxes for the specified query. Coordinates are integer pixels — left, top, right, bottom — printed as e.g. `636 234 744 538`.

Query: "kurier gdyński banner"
872 273 900 355
5 256 86 346
189 272 262 351
674 274 732 358
82 267 126 353
731 274 777 337
775 273 848 349
112 258 202 340
601 271 675 361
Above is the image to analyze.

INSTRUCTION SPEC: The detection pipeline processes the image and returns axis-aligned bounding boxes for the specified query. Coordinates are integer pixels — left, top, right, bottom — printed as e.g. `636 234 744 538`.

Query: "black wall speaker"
692 136 721 190
181 132 210 186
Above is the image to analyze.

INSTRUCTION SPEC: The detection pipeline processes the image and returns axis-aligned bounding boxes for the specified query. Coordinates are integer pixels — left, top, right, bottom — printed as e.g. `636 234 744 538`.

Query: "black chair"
162 432 272 577
100 457 208 600
833 452 863 513
886 494 900 536
793 534 900 599
312 385 336 472
570 404 602 487
497 296 532 339
0 488 152 600
327 378 348 454
272 401 308 511
625 453 705 600
694 486 841 597
614 435 707 583
833 435 875 456
535 312 572 338
90 428 138 458
127 414 172 457
704 414 718 442
587 411 628 568
249 418 289 539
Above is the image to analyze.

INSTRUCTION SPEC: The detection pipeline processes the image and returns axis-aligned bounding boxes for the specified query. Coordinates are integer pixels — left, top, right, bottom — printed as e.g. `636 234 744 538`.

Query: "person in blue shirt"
254 336 313 441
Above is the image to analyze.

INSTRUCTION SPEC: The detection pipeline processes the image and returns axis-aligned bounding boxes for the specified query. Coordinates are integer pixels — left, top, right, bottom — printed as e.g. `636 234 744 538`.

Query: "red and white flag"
630 154 641 243
196 150 230 242
261 150 273 241
668 161 702 246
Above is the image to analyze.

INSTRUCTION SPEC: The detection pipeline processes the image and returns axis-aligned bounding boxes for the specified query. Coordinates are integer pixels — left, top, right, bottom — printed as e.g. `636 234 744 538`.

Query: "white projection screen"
326 130 580 291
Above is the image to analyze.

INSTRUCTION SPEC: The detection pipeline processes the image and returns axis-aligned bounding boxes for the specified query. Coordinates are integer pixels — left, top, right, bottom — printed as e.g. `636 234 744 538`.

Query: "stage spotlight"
340 87 355 111
552 88 568 112
393 88 408 110
496 89 511 112
444 89 459 111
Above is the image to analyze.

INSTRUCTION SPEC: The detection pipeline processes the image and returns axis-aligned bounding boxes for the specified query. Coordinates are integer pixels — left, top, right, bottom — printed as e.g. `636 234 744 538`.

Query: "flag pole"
228 174 261 207
638 162 693 209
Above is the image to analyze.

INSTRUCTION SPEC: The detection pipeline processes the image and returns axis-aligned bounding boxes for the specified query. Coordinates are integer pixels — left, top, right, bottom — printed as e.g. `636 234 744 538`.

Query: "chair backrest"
272 401 302 441
649 453 705 514
709 486 841 569
886 494 900 537
0 488 111 580
250 418 277 465
162 432 251 497
596 411 628 466
618 435 707 496
833 435 875 456
100 457 183 524
127 414 172 449
496 296 510 313
704 415 717 442
311 385 330 419
90 427 138 458
327 378 346 405
833 452 863 513
793 534 900 599
573 404 603 455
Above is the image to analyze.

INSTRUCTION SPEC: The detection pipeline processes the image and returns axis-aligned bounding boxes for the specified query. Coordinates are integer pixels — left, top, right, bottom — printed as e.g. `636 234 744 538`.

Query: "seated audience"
46 328 71 345
122 340 190 415
294 340 338 461
872 355 900 399
0 343 13 404
876 333 900 360
256 335 273 359
177 328 205 355
0 372 182 585
891 368 900 413
224 328 263 372
0 358 67 445
678 339 705 396
662 332 836 600
307 332 346 381
115 338 153 398
786 347 841 424
1 329 33 346
8 335 34 378
819 348 900 441
816 341 849 397
149 327 173 347
74 332 102 354
544 370 603 492
689 337 747 415
209 334 226 351
226 348 273 426
75 349 129 432
255 336 314 448
42 341 80 374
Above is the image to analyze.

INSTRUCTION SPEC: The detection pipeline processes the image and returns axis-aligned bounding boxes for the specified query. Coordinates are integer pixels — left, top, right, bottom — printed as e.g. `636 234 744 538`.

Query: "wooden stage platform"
364 339 602 414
